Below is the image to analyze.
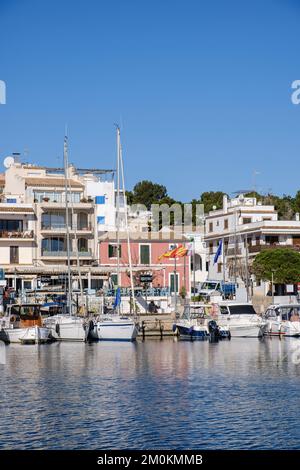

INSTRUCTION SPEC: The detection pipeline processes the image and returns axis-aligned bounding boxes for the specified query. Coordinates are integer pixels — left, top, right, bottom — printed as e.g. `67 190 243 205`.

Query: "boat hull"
0 326 51 344
43 315 88 342
176 324 210 340
261 320 300 338
91 320 138 341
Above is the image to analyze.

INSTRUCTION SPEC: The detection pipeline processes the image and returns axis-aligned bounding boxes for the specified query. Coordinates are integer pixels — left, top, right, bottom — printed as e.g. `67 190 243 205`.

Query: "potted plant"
42 197 49 202
80 197 88 203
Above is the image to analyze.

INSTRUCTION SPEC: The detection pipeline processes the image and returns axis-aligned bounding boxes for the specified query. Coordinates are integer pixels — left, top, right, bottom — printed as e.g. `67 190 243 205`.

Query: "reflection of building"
0 159 115 291
99 231 190 293
205 194 300 287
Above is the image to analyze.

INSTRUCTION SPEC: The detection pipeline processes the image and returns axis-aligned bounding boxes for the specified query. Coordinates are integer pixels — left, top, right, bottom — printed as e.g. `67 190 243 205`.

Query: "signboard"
39 275 52 284
140 274 153 284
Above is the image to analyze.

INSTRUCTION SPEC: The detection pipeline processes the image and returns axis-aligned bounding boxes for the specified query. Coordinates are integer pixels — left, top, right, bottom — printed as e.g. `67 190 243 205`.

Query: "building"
0 158 115 291
205 194 300 291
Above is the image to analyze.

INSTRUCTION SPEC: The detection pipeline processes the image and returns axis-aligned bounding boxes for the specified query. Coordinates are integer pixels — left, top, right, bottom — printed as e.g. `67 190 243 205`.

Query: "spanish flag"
158 244 188 261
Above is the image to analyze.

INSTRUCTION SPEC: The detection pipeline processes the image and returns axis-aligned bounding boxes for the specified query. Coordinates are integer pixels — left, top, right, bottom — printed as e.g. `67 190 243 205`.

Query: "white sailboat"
42 135 88 342
90 126 138 342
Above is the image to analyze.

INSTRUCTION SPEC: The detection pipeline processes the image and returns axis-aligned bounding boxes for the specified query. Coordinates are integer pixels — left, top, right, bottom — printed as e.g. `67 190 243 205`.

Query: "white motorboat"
89 315 138 341
174 304 230 340
43 314 88 342
217 302 263 338
0 304 51 344
260 304 300 337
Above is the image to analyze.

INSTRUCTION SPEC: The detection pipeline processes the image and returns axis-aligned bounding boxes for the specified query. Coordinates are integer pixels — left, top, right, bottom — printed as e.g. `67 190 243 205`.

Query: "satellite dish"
3 156 15 168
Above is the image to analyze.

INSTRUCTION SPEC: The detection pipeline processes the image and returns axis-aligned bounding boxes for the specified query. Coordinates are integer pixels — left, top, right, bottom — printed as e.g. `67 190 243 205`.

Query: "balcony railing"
0 230 34 239
41 250 92 257
41 224 93 231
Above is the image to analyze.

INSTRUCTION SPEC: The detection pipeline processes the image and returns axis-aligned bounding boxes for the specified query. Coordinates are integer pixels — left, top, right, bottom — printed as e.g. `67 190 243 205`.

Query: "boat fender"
88 320 94 333
172 324 177 333
55 323 60 336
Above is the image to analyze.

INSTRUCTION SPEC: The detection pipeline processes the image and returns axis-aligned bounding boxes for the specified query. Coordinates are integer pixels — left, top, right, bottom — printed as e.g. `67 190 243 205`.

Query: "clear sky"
0 0 300 201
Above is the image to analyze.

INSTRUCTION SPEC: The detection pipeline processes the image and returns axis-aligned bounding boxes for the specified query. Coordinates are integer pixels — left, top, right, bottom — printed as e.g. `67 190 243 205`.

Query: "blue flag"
113 287 121 309
213 240 222 264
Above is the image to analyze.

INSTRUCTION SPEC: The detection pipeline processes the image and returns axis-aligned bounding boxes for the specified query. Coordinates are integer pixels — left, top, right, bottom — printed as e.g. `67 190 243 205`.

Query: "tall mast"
116 127 121 288
64 134 72 315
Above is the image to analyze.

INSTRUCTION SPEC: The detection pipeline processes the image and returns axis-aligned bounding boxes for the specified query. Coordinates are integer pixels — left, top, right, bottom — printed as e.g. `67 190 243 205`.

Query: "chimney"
296 212 300 222
223 194 228 213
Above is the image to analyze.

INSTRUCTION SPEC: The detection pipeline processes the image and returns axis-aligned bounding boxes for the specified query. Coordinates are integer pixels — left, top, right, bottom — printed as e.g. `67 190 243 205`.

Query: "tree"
252 248 300 284
200 191 227 214
130 180 168 210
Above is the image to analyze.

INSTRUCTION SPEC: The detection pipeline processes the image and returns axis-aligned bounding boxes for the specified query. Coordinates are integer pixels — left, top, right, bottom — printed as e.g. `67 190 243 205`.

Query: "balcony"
41 224 93 233
41 250 93 258
0 230 34 239
39 200 94 211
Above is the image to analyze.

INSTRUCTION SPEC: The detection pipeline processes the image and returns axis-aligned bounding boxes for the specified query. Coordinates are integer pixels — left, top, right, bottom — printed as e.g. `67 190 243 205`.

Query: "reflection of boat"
0 304 51 344
174 304 230 340
260 304 300 337
43 314 88 342
217 302 263 338
89 315 138 341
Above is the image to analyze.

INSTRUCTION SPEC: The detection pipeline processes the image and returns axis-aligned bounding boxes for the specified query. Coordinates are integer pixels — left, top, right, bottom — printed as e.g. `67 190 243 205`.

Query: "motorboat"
260 304 300 337
174 304 230 340
43 314 89 342
217 301 263 338
89 315 139 341
0 303 51 344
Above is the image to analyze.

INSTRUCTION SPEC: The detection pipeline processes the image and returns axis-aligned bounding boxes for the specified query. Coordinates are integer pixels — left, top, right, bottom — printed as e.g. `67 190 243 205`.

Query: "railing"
41 250 92 257
0 230 34 239
104 287 171 297
41 224 92 231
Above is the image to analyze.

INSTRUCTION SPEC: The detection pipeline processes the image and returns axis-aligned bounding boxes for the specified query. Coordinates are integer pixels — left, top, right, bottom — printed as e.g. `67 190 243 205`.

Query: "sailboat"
42 135 88 342
89 126 138 341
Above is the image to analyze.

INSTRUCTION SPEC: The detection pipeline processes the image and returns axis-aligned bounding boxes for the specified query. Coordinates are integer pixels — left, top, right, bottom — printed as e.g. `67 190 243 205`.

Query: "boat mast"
64 134 72 315
116 126 121 313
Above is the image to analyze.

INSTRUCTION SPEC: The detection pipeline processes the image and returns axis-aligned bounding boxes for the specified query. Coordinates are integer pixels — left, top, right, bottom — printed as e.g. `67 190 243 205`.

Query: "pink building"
99 232 190 294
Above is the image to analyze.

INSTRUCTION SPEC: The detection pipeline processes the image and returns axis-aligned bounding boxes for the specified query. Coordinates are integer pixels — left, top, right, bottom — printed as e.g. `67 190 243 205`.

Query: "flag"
158 246 179 261
113 287 121 309
213 240 222 264
158 244 188 261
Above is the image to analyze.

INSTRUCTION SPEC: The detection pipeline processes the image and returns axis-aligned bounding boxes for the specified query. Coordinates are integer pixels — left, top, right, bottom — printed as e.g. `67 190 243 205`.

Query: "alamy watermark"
0 80 6 104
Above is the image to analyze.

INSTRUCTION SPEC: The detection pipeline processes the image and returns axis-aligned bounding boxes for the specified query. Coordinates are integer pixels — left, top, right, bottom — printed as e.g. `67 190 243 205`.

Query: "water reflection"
1 338 300 449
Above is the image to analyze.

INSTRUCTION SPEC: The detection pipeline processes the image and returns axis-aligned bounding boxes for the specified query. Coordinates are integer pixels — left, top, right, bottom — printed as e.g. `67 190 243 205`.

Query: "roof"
25 177 84 188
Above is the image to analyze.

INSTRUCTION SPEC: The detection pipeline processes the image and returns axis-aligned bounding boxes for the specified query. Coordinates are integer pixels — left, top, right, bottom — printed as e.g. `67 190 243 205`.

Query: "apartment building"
205 194 300 288
0 158 115 291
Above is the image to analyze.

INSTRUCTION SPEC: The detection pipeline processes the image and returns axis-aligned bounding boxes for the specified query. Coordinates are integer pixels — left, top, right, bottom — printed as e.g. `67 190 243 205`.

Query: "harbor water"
1 338 300 450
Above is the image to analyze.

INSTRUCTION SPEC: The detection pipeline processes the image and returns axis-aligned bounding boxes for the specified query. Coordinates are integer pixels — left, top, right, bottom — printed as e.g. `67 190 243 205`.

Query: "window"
108 244 121 258
10 246 19 264
242 218 252 224
42 237 66 253
95 196 105 204
224 219 228 229
209 242 214 254
218 263 222 273
97 216 105 225
0 220 23 231
265 236 279 245
6 198 16 203
140 244 150 264
78 238 88 252
170 273 179 293
42 212 68 229
209 222 213 232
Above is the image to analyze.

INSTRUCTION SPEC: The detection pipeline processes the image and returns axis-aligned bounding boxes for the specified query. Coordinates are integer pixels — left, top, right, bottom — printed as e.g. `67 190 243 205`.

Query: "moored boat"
0 303 51 344
43 314 88 342
260 304 300 337
89 315 138 341
174 304 230 340
217 301 263 338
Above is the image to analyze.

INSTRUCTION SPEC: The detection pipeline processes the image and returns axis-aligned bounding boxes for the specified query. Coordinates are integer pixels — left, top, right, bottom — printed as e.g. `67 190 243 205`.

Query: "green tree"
200 191 226 213
130 180 168 210
252 248 300 284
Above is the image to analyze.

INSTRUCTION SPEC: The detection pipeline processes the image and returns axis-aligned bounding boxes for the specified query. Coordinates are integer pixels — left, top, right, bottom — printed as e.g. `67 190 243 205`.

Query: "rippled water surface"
1 338 300 449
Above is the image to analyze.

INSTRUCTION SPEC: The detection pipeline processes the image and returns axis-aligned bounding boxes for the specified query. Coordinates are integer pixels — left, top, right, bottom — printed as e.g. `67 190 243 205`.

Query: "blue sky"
0 0 300 201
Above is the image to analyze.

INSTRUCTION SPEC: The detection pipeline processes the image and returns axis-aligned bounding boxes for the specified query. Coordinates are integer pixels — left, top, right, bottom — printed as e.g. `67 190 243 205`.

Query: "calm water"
0 338 300 450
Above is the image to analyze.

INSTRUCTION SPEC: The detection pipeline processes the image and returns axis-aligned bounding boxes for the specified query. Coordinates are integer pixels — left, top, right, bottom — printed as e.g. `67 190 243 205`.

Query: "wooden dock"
137 313 176 339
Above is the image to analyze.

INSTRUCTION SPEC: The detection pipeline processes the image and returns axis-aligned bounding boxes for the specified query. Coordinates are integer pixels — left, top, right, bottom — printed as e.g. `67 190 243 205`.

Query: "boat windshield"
182 305 212 319
10 305 41 320
201 282 219 291
276 306 300 321
227 305 256 315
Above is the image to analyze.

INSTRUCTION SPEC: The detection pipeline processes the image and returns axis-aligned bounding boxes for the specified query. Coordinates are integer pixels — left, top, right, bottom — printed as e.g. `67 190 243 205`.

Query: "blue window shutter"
7 198 17 203
97 216 105 225
95 196 105 204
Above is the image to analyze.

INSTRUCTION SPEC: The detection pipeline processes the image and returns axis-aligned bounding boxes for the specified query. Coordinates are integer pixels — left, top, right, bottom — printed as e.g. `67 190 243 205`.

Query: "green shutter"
140 245 150 264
